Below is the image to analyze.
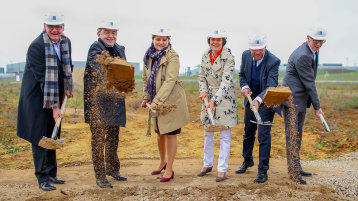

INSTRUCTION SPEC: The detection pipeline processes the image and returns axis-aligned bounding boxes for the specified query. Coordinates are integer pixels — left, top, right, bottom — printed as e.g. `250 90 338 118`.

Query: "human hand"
52 107 62 121
141 100 150 108
199 91 209 101
241 88 251 98
150 102 158 110
251 99 260 111
65 90 73 98
206 101 215 112
315 108 324 118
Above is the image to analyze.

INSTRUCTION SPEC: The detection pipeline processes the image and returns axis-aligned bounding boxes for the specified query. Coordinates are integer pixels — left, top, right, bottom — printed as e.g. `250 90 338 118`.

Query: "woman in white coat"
197 29 238 182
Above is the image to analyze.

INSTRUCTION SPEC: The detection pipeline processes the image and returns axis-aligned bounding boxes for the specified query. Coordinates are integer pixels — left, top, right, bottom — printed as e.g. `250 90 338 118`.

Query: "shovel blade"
38 137 64 150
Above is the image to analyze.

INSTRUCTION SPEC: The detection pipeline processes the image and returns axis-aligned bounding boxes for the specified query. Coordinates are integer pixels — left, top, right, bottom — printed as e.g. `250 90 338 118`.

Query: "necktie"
253 60 257 68
315 52 319 67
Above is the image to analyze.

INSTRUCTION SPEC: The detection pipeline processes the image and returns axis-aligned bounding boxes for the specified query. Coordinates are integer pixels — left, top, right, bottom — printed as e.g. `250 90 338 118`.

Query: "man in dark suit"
84 20 127 188
17 12 73 191
282 27 327 184
237 35 281 183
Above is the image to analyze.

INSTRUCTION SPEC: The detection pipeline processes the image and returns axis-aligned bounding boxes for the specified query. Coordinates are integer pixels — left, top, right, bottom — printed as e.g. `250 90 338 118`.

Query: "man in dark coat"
237 35 281 183
84 19 127 188
282 27 327 184
17 13 73 191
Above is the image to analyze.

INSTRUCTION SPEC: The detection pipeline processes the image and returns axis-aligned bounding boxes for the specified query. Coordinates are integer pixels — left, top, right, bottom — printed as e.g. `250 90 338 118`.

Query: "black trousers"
32 114 58 185
90 124 120 180
283 105 306 179
242 104 275 174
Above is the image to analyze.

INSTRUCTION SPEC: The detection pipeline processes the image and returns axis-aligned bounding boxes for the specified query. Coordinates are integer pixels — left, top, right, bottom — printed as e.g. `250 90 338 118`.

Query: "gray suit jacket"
282 42 320 112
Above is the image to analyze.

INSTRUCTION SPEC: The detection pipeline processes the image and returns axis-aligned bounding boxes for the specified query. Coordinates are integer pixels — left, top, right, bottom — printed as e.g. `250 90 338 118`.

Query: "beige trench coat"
198 47 238 128
143 47 190 134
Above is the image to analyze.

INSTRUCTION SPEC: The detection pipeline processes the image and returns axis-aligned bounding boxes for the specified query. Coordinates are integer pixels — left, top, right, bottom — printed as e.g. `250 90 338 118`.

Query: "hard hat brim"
249 45 266 50
98 27 119 31
309 36 327 41
45 21 64 25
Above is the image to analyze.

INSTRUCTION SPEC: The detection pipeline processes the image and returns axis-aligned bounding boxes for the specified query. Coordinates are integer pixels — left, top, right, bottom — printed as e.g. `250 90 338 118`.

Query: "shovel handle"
319 114 330 132
247 95 263 124
204 98 216 125
51 96 68 140
146 103 158 116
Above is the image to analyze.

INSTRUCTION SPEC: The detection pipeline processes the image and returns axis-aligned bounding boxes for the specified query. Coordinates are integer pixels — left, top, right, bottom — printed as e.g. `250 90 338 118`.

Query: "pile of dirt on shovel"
153 104 178 116
263 86 291 106
95 50 135 93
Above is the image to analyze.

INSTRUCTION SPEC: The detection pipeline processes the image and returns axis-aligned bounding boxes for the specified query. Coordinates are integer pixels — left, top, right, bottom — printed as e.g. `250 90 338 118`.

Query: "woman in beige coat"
142 28 190 182
197 29 238 182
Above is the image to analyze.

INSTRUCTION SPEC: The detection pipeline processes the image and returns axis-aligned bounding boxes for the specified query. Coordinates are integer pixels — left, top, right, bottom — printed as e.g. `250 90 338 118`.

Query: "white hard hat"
98 20 119 31
152 28 171 37
44 12 64 25
308 26 327 41
248 34 267 50
207 29 227 39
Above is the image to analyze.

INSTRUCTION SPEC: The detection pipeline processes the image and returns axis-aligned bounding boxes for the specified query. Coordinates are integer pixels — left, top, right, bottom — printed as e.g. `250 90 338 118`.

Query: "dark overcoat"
83 39 126 126
17 32 73 145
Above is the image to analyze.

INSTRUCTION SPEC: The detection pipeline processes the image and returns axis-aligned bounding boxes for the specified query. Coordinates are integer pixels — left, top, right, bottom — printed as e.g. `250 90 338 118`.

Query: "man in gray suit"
282 26 327 184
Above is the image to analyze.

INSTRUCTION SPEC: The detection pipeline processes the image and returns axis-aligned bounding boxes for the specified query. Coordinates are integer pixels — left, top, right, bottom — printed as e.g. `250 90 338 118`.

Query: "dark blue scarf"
143 43 170 101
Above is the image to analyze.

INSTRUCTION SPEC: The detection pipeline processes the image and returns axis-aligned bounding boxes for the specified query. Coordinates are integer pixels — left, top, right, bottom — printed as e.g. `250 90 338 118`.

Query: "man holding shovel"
237 35 281 183
84 20 127 188
17 12 73 191
282 26 327 184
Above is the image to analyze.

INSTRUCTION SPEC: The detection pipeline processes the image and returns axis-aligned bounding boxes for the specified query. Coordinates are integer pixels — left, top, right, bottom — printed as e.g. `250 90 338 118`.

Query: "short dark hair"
207 38 227 46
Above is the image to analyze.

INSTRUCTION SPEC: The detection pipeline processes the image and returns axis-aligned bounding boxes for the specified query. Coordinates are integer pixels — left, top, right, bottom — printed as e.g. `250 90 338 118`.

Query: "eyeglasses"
46 25 63 30
102 30 117 36
309 37 326 44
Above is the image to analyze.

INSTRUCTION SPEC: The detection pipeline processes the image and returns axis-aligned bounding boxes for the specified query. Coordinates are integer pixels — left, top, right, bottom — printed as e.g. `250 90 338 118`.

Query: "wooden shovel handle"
319 114 330 132
204 98 216 125
247 95 263 124
51 96 68 140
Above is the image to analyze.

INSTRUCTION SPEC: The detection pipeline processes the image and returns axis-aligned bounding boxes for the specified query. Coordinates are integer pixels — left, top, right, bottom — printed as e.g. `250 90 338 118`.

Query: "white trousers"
203 128 231 172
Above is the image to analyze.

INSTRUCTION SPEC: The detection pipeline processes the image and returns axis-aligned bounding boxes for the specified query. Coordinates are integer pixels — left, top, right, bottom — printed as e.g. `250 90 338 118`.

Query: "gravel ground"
302 151 358 198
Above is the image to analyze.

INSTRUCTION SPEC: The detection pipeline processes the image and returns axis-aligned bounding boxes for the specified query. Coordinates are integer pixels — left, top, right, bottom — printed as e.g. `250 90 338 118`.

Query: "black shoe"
254 173 268 183
235 160 254 174
96 179 113 188
107 171 127 181
300 170 312 177
197 167 213 177
216 173 226 182
290 176 307 184
39 181 56 191
49 177 65 184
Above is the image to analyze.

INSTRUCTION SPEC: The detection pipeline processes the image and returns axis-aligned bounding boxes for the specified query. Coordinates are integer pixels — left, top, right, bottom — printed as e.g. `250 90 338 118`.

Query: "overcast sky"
1 0 357 72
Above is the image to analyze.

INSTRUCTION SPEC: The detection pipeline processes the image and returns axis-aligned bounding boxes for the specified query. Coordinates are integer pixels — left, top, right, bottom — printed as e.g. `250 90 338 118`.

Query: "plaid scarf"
143 43 170 101
42 32 73 108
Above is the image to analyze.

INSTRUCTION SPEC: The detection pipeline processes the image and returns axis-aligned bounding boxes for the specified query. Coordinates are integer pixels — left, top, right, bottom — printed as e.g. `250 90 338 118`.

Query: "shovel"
247 95 274 126
146 103 158 117
203 98 227 132
38 96 67 150
319 114 330 132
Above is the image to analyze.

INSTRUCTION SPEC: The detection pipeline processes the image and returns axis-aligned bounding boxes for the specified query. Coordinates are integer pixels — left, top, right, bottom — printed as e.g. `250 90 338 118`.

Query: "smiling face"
153 36 169 51
44 24 64 43
97 28 117 47
307 36 325 52
250 47 266 61
209 38 223 54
